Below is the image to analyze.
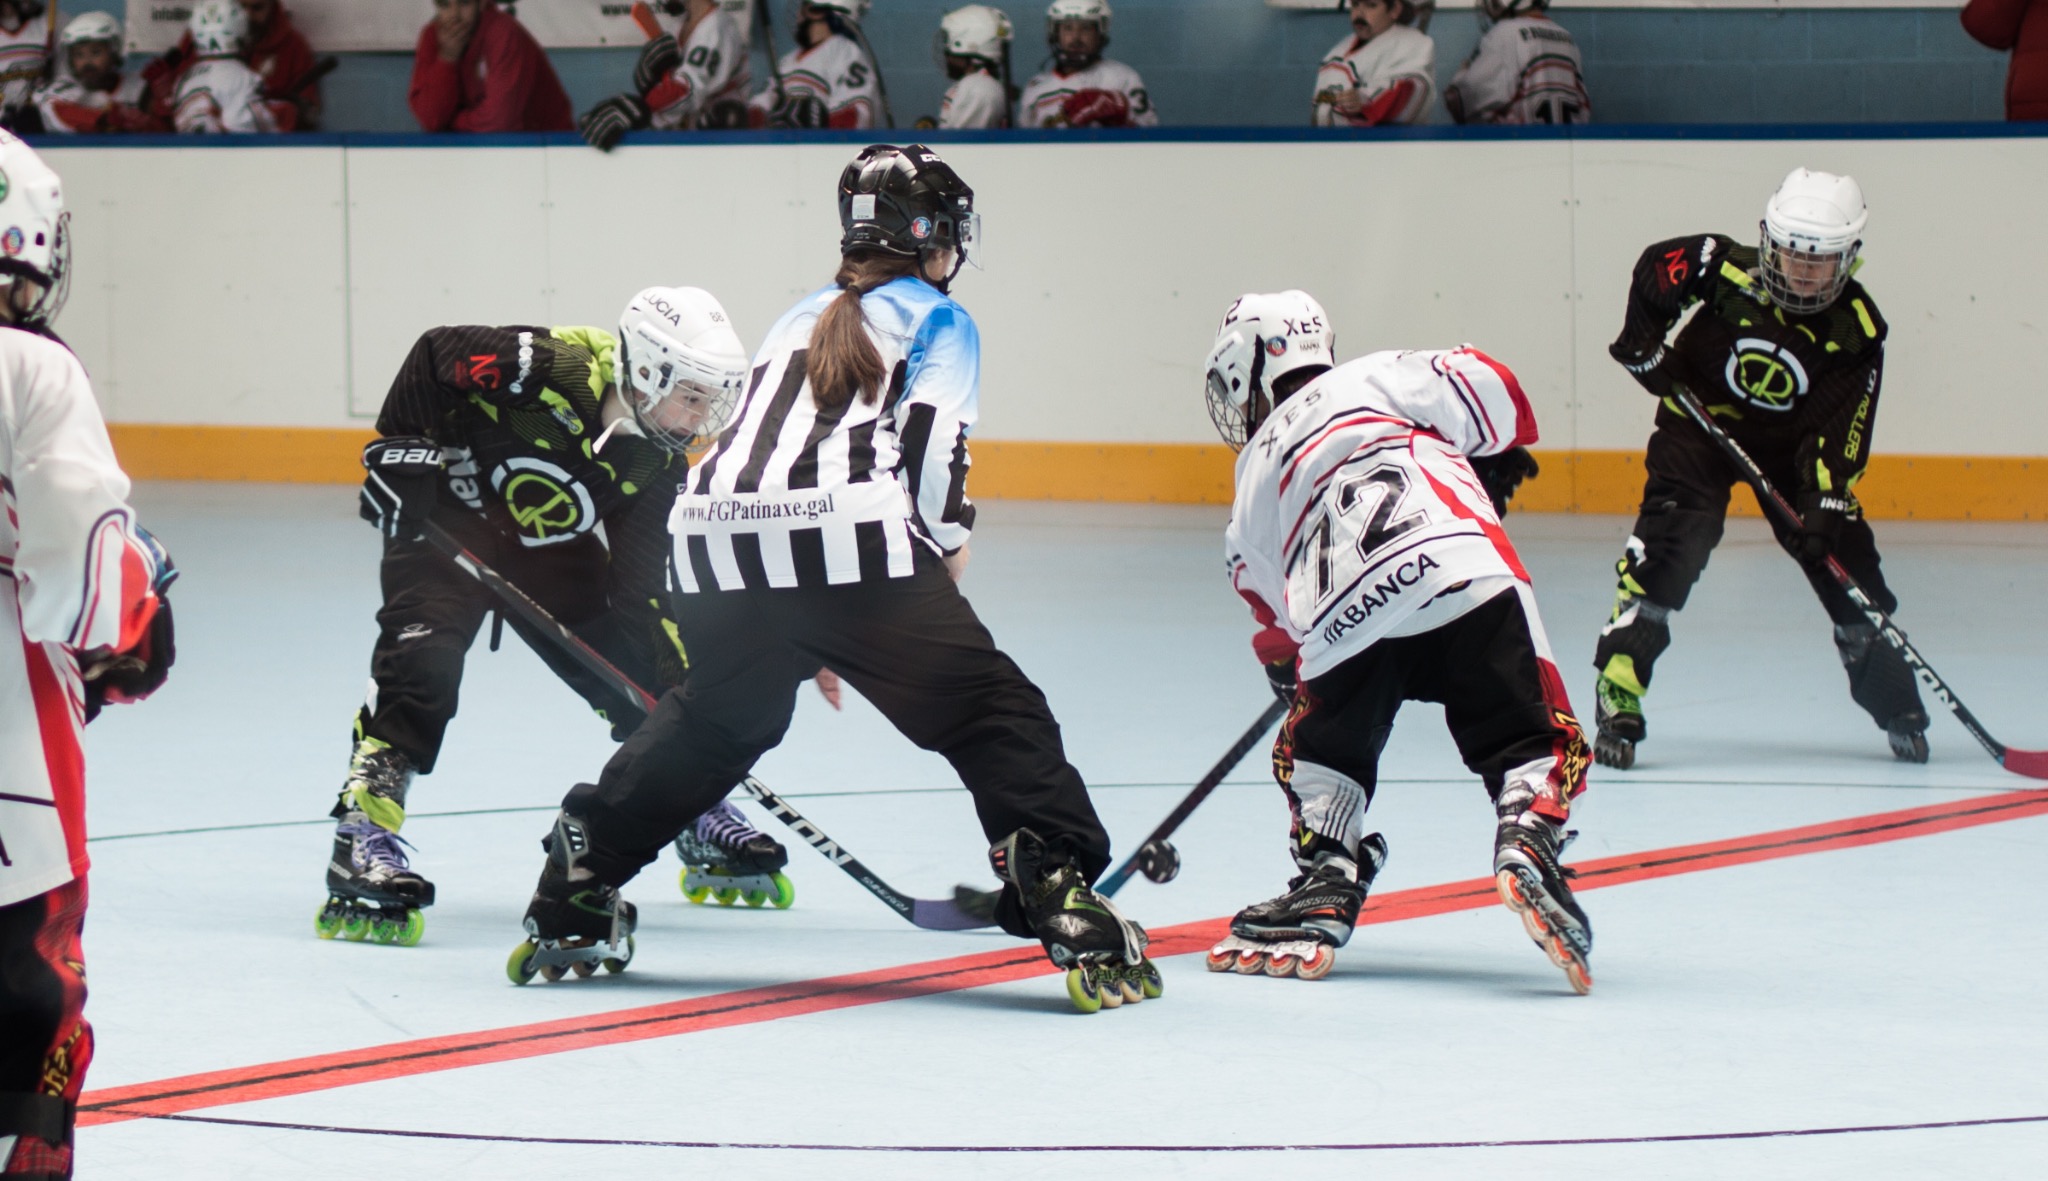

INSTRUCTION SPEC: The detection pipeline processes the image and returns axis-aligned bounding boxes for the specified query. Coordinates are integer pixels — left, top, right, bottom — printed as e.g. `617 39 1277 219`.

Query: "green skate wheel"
679 869 710 905
769 872 795 909
742 889 768 907
602 935 635 974
506 941 539 986
392 909 425 948
1065 966 1103 1014
341 911 371 941
712 886 740 906
314 903 343 940
1138 961 1165 999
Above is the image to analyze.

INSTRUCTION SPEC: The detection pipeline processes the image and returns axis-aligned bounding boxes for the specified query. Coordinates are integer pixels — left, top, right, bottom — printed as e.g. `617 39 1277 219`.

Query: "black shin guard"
1834 624 1928 729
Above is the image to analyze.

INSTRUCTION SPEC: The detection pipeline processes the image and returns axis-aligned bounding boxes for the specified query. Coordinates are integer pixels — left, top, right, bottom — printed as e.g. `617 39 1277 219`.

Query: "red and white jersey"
938 68 1007 129
0 13 50 116
33 73 149 135
1446 15 1589 126
1312 24 1435 127
747 33 879 129
646 8 751 130
1018 58 1157 128
174 57 283 133
1226 347 1539 679
1 329 164 907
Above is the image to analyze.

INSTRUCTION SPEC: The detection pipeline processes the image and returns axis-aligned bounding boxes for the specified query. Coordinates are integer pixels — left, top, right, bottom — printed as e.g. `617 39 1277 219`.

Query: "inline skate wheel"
1138 960 1165 999
1262 951 1297 979
769 872 795 909
602 935 636 974
1231 949 1266 975
341 911 372 942
713 886 741 906
1204 946 1235 973
1113 968 1144 1005
314 902 344 940
1095 965 1125 1009
506 941 539 986
679 867 710 904
1294 946 1335 980
539 962 567 983
571 960 596 978
1065 966 1103 1014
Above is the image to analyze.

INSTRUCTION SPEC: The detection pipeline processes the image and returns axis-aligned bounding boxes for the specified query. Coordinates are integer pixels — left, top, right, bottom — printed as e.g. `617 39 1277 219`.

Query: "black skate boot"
318 738 433 946
990 828 1161 1014
1493 787 1593 995
1592 586 1668 771
673 798 795 909
1835 624 1931 764
1592 672 1645 771
1208 834 1389 981
508 812 639 984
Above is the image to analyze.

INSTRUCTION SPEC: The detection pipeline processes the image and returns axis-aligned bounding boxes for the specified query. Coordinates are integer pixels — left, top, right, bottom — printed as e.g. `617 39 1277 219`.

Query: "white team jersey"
673 276 978 592
648 9 751 130
174 57 282 134
0 14 49 116
1226 347 1539 680
33 73 148 135
1 328 163 907
938 68 1007 129
1018 58 1157 128
1312 24 1435 127
747 33 879 128
1446 16 1589 126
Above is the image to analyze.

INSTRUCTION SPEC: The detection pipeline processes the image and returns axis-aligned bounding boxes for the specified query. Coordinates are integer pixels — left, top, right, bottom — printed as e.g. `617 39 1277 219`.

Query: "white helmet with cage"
615 287 750 456
1046 0 1110 39
1481 0 1544 21
801 0 873 22
1203 291 1336 452
0 133 70 329
60 11 123 53
938 5 1014 65
189 0 249 57
1760 167 1867 315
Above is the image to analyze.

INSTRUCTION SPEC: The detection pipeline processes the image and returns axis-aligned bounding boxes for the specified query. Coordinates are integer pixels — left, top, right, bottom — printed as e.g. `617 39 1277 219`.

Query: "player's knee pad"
1594 589 1672 695
1834 624 1926 728
1623 507 1722 610
1284 759 1371 872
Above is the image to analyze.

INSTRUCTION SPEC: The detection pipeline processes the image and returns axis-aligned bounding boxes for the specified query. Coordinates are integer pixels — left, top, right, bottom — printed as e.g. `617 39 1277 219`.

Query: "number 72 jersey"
1225 347 1539 679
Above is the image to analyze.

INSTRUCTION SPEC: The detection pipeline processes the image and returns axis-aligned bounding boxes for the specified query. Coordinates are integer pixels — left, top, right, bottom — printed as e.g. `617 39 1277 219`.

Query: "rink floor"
71 484 2048 1180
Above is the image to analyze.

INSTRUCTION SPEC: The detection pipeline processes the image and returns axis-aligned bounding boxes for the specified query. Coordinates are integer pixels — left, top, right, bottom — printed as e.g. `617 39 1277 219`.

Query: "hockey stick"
1097 697 1291 897
629 2 664 40
1668 388 2048 779
416 520 1000 928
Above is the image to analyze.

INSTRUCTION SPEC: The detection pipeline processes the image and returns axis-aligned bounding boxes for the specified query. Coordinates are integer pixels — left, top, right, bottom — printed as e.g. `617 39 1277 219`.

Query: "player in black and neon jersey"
1593 168 1928 771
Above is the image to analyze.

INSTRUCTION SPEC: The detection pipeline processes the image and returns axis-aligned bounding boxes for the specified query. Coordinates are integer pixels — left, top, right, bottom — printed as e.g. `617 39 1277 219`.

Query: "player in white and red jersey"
33 13 161 135
747 0 883 129
173 0 295 134
1312 0 1435 127
0 131 175 1181
1445 0 1590 125
1018 0 1156 128
936 5 1014 129
0 0 51 130
1200 290 1592 994
578 0 752 150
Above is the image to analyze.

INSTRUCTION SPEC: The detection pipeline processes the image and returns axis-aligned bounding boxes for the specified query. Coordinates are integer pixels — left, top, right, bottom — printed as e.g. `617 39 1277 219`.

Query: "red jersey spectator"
409 0 573 133
1963 0 2048 120
243 0 323 128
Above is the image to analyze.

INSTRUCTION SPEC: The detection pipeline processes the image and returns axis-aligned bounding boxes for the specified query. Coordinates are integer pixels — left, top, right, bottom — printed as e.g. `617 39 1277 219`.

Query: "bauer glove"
1794 489 1854 565
1608 339 1677 400
360 436 444 540
1468 446 1540 516
632 32 682 95
1264 657 1299 706
580 93 650 152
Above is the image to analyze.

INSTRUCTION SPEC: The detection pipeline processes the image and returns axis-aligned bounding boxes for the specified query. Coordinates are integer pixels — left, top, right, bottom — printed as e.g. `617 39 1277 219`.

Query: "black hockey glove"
1264 657 1298 706
579 93 650 152
82 526 178 723
359 436 444 540
769 92 828 129
632 33 682 95
1469 446 1540 516
1608 339 1677 400
1794 489 1854 565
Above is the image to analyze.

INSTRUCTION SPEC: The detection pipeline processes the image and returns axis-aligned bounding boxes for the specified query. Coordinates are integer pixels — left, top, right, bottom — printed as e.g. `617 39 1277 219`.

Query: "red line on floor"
79 789 2048 1128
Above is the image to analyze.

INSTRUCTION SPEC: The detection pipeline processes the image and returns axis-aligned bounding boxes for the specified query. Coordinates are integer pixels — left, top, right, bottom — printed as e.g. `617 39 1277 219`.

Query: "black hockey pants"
360 507 655 773
565 549 1110 936
1278 588 1589 856
1593 405 1916 722
0 879 89 1180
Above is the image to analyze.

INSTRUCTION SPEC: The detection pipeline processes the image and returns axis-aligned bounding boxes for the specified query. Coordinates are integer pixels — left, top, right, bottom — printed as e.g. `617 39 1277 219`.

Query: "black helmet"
837 144 978 285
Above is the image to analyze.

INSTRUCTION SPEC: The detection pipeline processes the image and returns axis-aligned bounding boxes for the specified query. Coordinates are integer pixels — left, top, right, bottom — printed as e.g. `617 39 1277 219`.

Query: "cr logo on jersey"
1724 337 1809 412
491 456 596 546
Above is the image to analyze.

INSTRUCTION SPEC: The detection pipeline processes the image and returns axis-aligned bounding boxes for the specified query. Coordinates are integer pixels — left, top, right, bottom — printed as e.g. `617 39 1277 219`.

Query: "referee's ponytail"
809 252 918 412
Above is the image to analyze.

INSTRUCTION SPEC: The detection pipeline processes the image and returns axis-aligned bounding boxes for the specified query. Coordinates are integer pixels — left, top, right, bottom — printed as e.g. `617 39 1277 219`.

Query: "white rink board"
38 137 2048 456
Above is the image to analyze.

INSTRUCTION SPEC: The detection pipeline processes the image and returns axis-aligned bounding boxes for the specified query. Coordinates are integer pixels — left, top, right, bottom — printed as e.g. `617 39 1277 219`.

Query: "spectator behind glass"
746 1 882 129
1312 0 1434 126
241 0 324 129
34 13 164 134
579 0 751 151
174 0 297 132
933 5 1015 129
0 0 53 132
1019 0 1156 128
1444 0 1589 125
409 0 573 133
1962 0 2048 119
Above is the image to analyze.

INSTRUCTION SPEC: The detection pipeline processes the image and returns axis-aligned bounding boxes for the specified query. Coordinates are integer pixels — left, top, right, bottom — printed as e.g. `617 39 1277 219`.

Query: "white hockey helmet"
800 0 872 22
616 287 750 455
1480 0 1544 21
1203 291 1336 451
188 0 249 57
60 11 123 53
937 5 1014 65
1759 167 1866 315
0 133 70 328
1046 0 1110 40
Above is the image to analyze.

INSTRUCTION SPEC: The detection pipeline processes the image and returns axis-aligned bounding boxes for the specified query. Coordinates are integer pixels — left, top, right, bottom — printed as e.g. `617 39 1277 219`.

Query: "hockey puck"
1136 840 1180 884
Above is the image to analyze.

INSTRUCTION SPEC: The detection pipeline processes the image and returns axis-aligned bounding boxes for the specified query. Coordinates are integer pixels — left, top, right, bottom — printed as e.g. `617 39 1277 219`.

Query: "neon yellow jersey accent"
1720 260 1752 287
1601 654 1647 697
1852 299 1877 338
549 326 618 399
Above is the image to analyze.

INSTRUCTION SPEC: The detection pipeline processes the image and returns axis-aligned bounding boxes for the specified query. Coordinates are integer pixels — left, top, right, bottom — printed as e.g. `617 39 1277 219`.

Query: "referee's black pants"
566 549 1110 926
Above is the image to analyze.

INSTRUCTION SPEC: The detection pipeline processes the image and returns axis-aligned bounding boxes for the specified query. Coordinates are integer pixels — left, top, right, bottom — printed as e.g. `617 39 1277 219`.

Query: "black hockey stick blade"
1669 389 2048 780
1097 696 1290 897
418 521 1000 924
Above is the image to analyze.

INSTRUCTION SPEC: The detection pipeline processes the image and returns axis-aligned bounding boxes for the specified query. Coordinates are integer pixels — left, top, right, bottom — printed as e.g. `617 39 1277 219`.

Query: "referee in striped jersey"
543 145 1154 982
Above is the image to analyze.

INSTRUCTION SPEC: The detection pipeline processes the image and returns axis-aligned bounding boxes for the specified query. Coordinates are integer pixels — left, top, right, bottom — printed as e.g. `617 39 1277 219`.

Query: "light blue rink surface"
77 484 2048 1180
